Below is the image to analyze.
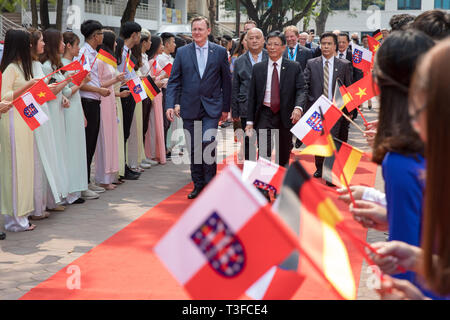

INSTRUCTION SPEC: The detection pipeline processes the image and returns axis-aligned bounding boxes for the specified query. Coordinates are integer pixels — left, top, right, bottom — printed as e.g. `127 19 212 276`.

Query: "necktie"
198 47 206 78
270 62 280 114
289 47 294 60
339 53 344 59
323 60 329 98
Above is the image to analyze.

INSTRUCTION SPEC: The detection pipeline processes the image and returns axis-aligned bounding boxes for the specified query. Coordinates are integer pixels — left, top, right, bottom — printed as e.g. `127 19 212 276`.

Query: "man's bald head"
246 27 265 54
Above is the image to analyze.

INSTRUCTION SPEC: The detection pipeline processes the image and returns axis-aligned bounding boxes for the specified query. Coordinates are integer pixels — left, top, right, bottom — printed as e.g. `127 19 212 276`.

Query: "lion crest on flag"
24 103 39 118
353 49 363 64
191 212 246 277
306 111 323 132
133 84 143 94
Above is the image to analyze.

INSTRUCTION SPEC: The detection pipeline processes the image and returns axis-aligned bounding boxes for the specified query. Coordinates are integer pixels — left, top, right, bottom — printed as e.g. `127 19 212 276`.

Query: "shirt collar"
269 56 283 67
322 56 334 65
85 43 96 53
124 44 130 53
195 41 209 50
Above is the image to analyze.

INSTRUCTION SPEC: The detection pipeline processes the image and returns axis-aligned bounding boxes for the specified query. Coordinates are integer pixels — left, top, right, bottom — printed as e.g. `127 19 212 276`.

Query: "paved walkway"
0 102 383 300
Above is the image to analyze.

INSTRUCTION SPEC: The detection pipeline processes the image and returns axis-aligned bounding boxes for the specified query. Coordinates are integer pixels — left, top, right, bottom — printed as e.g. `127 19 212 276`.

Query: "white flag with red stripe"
290 95 341 146
127 77 148 103
245 157 286 195
351 43 373 73
13 92 48 131
154 165 298 299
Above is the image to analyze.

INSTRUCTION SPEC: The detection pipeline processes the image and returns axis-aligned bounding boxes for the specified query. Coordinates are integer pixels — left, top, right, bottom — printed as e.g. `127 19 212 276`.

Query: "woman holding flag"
40 28 72 210
95 29 126 190
62 31 91 202
0 28 40 231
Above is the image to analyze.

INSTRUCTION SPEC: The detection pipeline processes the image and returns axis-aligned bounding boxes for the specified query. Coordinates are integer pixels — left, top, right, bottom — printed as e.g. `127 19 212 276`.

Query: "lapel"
332 57 340 91
244 51 252 72
296 45 302 62
203 42 215 77
318 57 324 84
261 59 268 94
280 58 288 92
189 42 200 78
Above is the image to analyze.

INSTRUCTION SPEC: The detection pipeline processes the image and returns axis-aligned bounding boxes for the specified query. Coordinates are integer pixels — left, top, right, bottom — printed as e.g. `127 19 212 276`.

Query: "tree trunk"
56 0 63 30
315 0 331 36
207 0 217 37
39 0 50 30
235 0 240 37
121 0 141 24
31 0 38 28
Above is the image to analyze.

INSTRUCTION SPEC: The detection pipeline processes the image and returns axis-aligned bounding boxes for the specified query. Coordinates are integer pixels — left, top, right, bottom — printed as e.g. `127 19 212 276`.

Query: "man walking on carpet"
165 16 232 199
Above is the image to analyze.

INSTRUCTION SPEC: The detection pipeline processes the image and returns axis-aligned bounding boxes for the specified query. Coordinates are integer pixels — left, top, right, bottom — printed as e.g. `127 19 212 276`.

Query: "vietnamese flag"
154 165 299 299
29 79 57 105
275 161 357 300
71 70 89 86
351 43 373 73
162 63 172 77
245 157 286 195
291 95 341 146
13 92 49 131
323 137 364 188
60 60 83 73
344 71 380 112
367 35 381 55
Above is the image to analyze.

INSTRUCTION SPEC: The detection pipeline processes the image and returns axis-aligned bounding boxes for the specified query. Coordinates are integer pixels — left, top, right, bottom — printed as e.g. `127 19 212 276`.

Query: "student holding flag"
117 21 142 180
95 30 126 190
40 29 73 210
78 20 111 197
62 31 92 202
0 29 41 231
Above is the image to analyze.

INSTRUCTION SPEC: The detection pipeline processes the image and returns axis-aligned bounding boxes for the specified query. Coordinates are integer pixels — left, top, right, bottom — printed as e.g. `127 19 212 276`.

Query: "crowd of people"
0 8 450 300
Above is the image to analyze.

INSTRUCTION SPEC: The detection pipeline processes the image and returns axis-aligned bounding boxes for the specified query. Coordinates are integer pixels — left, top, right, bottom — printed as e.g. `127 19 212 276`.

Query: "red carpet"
21 153 377 300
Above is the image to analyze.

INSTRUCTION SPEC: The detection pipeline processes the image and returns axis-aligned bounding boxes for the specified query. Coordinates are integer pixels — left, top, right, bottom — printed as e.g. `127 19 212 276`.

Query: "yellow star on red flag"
356 87 367 99
38 91 46 98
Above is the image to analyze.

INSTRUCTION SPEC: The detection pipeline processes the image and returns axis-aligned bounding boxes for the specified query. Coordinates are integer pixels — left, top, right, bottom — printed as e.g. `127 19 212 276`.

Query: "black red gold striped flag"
142 75 161 100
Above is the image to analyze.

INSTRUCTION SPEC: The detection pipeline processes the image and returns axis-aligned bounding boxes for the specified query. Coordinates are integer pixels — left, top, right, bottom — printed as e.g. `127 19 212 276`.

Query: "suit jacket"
282 45 313 71
303 56 352 110
231 50 268 118
247 58 306 130
165 41 232 120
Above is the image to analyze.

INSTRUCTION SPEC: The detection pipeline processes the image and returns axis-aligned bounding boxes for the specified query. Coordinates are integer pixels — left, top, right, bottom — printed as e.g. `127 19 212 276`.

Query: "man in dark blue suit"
165 16 232 199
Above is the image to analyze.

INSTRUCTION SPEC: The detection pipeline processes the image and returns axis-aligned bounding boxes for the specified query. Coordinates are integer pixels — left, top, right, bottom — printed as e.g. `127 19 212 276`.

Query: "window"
362 0 385 10
435 0 450 9
330 0 350 10
398 0 421 10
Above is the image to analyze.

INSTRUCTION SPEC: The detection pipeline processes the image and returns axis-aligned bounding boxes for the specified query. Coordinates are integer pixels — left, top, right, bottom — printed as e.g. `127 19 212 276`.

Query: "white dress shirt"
338 50 347 60
140 52 150 77
194 41 209 78
117 44 137 89
156 52 174 87
79 43 101 100
322 56 334 100
263 57 283 106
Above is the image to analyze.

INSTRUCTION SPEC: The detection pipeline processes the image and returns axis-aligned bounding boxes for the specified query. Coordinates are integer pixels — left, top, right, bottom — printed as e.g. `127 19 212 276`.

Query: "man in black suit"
303 32 352 178
231 28 268 161
283 26 313 71
246 31 306 167
337 32 364 119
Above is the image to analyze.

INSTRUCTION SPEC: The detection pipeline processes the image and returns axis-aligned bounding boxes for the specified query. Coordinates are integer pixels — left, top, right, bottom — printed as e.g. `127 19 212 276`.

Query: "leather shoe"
123 171 140 180
313 170 322 178
0 232 6 240
325 181 336 187
295 139 302 149
188 187 203 199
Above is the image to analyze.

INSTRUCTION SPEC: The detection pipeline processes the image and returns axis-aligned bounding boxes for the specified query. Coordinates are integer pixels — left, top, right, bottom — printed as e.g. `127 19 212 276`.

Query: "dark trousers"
120 87 136 168
162 88 170 153
257 106 293 167
315 116 350 171
81 98 101 183
183 105 220 189
240 117 257 161
142 98 152 144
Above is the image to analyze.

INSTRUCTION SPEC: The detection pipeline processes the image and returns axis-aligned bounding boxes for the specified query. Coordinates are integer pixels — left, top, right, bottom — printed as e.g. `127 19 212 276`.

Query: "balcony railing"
84 0 158 20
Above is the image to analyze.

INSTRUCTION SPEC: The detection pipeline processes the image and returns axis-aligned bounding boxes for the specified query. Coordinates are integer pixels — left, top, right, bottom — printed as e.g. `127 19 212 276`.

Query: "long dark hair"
147 36 161 60
410 39 450 295
131 42 142 70
231 32 247 57
115 37 124 65
99 29 116 56
0 28 33 80
372 30 434 164
29 28 42 61
40 28 63 70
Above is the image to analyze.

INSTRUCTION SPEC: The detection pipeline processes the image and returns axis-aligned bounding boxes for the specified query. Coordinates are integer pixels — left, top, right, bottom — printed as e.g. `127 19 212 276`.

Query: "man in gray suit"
231 28 267 160
303 32 352 178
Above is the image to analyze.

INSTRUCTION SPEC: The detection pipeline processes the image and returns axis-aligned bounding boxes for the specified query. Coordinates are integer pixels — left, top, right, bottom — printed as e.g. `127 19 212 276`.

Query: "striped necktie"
323 60 329 98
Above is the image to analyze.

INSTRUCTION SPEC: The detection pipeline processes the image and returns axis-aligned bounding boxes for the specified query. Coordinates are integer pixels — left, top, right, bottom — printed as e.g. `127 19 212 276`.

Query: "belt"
81 97 100 103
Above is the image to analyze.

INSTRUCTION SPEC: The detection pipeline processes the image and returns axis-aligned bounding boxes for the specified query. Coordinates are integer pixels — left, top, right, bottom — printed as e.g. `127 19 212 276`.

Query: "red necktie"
270 62 280 114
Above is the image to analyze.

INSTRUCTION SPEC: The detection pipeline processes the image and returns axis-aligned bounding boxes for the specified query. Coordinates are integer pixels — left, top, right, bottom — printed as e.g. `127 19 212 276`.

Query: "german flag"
142 75 161 100
372 29 383 42
323 137 364 187
334 78 353 111
275 161 356 300
300 130 335 157
123 51 135 73
97 49 117 68
367 35 381 54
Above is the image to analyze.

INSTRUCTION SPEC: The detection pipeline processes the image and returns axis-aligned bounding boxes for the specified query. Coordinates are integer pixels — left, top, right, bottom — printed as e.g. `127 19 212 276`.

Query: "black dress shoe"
0 232 6 240
295 138 302 149
73 198 85 204
313 170 322 178
123 171 140 180
188 187 203 199
125 166 141 176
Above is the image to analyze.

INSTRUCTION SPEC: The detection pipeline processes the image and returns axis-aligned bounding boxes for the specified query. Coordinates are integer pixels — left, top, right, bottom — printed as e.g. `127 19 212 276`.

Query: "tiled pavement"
0 101 384 300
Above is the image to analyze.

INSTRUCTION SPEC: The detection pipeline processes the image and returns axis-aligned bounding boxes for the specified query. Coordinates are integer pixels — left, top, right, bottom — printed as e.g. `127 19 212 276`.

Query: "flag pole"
355 106 369 127
340 110 365 134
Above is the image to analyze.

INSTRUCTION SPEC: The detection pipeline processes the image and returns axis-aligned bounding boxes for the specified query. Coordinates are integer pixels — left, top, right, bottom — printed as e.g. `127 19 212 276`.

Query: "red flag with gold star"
367 35 381 55
29 79 57 105
342 72 379 112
